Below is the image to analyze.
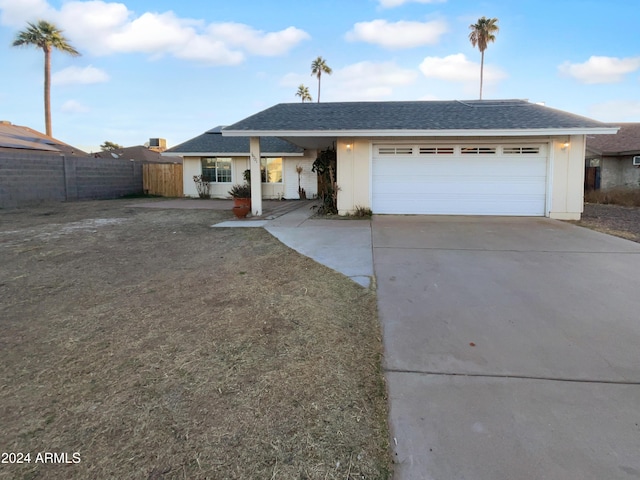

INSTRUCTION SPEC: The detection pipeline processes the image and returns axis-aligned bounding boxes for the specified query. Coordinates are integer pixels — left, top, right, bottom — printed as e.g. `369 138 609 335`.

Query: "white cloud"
588 100 640 122
346 19 447 49
281 62 418 101
61 100 89 113
325 61 418 101
0 0 53 25
378 0 446 8
558 56 640 84
0 0 309 65
419 53 507 87
208 23 310 56
53 65 109 86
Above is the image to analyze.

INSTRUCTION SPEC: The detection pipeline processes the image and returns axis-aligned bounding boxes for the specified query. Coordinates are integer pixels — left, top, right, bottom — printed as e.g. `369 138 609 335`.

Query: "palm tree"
12 20 81 137
310 56 332 103
468 16 499 100
295 84 312 103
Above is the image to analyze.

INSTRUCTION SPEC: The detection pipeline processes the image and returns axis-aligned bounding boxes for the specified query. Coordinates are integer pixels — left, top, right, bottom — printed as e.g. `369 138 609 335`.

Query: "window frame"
260 157 283 184
201 157 232 183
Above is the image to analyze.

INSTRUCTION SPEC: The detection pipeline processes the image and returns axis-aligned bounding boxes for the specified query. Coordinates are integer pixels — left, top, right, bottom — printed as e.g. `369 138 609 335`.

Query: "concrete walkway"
264 206 374 288
215 201 375 288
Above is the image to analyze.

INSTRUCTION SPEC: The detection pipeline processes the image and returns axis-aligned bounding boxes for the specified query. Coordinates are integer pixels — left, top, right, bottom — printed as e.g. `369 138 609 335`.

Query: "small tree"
295 84 312 103
100 141 123 151
312 147 338 214
193 175 211 199
295 165 306 199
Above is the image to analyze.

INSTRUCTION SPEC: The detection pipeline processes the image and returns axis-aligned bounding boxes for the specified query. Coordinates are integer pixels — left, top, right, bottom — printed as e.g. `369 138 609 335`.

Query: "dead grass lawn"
574 202 640 243
0 199 390 479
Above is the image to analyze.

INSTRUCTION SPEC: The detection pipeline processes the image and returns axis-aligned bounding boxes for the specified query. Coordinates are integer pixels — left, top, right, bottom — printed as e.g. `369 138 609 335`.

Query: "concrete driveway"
373 216 640 480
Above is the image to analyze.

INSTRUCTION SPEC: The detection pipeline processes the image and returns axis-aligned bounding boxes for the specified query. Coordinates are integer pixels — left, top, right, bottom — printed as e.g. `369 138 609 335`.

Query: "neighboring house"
95 143 182 164
164 126 317 199
585 123 640 190
223 100 617 220
0 120 88 156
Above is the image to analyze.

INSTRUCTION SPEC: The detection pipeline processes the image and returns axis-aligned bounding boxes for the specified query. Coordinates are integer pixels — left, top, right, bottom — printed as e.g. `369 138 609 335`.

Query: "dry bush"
584 188 640 207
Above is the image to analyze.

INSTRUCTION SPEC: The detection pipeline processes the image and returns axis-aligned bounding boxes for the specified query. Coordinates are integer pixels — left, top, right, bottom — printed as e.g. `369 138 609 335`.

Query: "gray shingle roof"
223 100 615 134
586 123 640 155
166 126 303 155
0 121 88 156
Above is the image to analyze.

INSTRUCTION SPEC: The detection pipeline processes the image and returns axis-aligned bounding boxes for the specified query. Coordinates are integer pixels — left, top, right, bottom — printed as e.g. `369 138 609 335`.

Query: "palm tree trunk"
317 74 321 103
44 46 52 137
479 50 484 100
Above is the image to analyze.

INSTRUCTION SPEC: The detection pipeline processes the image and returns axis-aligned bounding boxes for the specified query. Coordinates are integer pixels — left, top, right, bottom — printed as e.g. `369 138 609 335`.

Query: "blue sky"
0 0 639 153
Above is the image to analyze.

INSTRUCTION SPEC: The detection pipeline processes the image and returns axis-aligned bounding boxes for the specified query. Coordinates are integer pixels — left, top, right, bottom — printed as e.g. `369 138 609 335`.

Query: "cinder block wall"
0 152 143 208
75 157 143 200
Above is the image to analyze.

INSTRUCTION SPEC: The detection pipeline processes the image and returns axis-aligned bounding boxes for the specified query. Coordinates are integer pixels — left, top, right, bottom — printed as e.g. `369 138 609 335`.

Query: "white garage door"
372 144 548 216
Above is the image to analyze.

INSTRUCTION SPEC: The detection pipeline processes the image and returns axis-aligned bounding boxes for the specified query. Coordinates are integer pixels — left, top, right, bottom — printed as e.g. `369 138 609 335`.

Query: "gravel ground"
575 203 640 243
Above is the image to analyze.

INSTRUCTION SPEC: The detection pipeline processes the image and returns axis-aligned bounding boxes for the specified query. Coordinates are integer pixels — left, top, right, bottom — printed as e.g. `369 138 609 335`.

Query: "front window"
261 157 282 183
201 157 232 183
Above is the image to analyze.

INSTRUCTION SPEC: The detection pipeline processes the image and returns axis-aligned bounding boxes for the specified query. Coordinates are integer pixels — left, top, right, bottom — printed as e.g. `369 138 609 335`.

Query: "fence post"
62 155 78 201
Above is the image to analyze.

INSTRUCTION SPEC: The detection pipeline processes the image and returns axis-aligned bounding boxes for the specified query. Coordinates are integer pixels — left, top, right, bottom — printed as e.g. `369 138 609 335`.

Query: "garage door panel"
372 146 547 216
373 178 546 195
376 197 544 216
373 193 546 215
375 158 546 177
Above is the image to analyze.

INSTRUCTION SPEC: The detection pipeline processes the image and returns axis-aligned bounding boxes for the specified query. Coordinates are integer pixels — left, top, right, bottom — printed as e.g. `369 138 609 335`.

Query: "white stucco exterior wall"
337 139 371 215
182 156 243 198
182 157 202 197
284 150 318 199
548 135 586 220
181 154 316 199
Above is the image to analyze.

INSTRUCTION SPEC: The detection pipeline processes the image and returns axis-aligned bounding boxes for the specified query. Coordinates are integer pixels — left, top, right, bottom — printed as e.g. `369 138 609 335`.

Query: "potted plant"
228 183 251 218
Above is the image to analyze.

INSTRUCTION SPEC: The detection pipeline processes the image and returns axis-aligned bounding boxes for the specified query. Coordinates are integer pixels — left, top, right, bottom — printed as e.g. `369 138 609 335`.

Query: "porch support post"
250 136 262 216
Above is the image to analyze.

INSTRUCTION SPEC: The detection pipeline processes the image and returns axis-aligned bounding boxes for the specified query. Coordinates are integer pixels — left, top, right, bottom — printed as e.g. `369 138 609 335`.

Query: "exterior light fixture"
561 141 570 150
346 143 352 151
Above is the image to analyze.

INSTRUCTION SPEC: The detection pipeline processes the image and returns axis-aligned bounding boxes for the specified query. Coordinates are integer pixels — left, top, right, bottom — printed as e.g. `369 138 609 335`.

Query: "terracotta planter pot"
233 198 251 209
232 205 250 219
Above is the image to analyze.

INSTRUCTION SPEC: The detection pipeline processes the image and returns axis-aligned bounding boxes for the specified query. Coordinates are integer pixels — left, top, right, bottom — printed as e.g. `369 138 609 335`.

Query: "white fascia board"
159 151 303 157
223 127 619 137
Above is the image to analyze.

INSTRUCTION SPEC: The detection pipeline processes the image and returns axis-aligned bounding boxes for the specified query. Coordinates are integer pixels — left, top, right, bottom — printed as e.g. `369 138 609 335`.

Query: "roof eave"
223 127 619 137
601 150 640 156
162 151 304 157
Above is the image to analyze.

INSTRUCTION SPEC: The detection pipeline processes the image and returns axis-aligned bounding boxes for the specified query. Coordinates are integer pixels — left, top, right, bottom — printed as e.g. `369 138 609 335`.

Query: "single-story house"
164 126 318 199
0 120 88 156
223 100 618 220
585 123 640 190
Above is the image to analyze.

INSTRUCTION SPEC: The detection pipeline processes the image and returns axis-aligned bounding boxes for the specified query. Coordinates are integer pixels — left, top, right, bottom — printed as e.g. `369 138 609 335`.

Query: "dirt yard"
0 199 390 479
575 203 640 243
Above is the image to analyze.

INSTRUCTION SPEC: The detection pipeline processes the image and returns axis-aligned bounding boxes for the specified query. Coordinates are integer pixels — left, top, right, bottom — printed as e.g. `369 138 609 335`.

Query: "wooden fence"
143 163 183 197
